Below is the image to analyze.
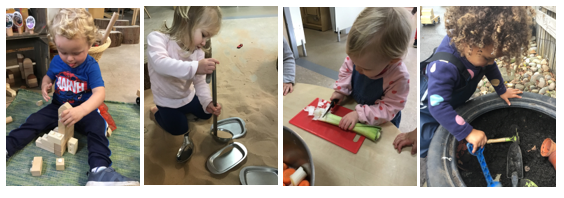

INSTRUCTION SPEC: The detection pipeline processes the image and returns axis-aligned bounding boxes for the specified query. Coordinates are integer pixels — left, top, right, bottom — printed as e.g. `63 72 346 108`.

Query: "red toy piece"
237 44 243 49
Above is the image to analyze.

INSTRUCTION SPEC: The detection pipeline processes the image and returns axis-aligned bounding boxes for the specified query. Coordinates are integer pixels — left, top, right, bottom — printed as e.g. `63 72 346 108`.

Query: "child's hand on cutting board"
206 102 222 116
339 111 359 131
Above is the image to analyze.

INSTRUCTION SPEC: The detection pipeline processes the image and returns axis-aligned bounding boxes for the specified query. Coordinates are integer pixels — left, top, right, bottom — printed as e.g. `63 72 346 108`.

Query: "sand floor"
144 17 278 185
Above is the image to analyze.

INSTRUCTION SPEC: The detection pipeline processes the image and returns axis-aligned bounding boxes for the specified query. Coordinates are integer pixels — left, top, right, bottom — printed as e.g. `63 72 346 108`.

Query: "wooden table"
283 83 417 186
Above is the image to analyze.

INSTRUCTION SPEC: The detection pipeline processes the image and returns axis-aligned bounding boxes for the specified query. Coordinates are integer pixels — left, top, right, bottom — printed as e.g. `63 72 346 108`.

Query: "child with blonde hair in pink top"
331 8 416 154
331 7 412 131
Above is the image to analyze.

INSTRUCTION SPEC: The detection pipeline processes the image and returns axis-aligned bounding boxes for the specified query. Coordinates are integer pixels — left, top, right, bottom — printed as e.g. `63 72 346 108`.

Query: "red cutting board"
289 98 365 154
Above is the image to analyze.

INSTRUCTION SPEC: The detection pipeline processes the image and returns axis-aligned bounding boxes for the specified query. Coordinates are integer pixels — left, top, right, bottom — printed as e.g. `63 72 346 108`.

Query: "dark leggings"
155 95 212 136
7 102 111 169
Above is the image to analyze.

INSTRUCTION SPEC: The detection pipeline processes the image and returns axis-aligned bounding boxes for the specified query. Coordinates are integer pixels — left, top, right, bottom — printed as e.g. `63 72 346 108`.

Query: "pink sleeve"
333 57 354 95
147 32 197 80
192 50 212 113
356 62 410 125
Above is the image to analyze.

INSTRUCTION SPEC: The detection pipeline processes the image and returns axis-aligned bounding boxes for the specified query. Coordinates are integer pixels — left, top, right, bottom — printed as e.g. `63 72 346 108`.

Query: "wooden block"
67 137 78 155
109 31 122 48
36 100 43 106
7 70 15 87
31 157 43 176
26 74 38 88
114 26 140 44
106 127 112 137
56 158 65 170
47 131 64 145
53 127 59 133
7 88 17 97
6 116 13 124
137 89 140 97
23 58 34 77
58 102 75 140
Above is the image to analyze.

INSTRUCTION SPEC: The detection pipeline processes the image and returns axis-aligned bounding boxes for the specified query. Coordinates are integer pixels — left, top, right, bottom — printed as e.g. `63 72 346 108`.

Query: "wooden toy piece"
35 135 54 153
23 58 34 79
36 100 43 106
30 156 43 176
47 131 65 145
106 127 112 137
58 102 75 142
7 83 17 97
17 54 25 79
54 144 65 157
56 158 65 171
53 127 59 133
27 74 38 88
7 116 13 124
7 70 15 87
67 137 78 155
137 89 140 97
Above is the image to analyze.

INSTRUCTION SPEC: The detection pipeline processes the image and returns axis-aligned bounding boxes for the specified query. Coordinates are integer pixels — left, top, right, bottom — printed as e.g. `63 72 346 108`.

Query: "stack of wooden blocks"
34 102 78 157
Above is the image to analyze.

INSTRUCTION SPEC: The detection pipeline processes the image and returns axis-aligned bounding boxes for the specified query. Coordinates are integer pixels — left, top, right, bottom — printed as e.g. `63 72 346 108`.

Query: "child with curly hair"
420 6 533 159
330 7 412 135
6 8 139 186
147 6 222 163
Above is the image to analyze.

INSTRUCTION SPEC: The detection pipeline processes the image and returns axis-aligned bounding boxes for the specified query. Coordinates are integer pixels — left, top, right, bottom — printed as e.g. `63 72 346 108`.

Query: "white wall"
287 7 306 46
332 7 365 32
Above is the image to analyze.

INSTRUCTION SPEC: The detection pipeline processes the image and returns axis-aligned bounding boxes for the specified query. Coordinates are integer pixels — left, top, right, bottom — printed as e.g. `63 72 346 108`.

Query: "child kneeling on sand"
147 6 222 163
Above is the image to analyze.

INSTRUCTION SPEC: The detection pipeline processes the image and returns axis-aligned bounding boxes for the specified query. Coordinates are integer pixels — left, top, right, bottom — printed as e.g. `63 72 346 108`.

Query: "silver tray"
206 142 248 174
210 117 247 139
239 166 278 185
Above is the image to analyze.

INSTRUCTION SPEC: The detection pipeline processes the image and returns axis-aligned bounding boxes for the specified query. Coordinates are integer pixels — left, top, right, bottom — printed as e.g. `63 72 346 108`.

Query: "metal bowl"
283 126 315 186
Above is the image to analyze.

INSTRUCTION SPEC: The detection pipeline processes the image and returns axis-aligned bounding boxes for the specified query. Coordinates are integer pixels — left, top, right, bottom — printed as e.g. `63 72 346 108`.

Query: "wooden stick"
487 138 509 144
101 12 119 45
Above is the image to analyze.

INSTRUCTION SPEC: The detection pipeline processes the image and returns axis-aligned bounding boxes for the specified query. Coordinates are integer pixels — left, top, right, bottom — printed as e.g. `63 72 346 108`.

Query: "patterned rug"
6 89 140 186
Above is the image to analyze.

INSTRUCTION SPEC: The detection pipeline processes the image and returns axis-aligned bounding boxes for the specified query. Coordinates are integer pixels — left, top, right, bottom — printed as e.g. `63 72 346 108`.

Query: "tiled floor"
289 8 418 133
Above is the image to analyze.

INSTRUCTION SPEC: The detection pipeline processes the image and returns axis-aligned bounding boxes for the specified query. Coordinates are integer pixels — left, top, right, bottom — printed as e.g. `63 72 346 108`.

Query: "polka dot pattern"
389 81 394 85
337 86 341 90
379 106 383 110
467 69 474 79
400 100 405 103
491 79 500 87
392 90 397 94
430 63 437 73
455 115 466 125
430 94 444 106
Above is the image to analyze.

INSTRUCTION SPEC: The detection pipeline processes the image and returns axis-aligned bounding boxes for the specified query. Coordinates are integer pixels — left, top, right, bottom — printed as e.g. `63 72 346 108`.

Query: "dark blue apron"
419 60 486 158
351 65 402 128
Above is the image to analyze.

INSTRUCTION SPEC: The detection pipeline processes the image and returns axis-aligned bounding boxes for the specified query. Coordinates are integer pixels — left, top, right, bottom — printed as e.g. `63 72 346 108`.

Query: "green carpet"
6 89 140 186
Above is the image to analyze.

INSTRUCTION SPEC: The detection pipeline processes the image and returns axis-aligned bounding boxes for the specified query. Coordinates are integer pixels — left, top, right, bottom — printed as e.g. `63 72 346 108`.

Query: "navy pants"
6 102 111 169
155 95 212 136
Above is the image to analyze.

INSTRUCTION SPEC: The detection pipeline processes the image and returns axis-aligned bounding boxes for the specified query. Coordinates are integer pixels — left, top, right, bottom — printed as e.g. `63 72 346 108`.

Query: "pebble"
515 84 525 91
540 87 549 95
538 78 546 88
549 82 556 90
532 88 539 93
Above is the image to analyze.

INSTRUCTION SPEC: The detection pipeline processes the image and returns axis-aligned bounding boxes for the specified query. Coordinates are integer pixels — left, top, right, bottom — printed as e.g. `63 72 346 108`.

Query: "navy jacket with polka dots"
425 36 507 141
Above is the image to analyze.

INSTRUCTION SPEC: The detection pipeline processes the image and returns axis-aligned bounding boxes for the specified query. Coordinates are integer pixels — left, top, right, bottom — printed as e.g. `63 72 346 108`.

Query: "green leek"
317 113 382 141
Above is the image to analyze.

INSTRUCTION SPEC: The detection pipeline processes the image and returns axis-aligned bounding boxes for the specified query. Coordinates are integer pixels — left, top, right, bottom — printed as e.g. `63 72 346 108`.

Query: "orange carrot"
283 163 288 170
283 168 295 185
298 180 310 186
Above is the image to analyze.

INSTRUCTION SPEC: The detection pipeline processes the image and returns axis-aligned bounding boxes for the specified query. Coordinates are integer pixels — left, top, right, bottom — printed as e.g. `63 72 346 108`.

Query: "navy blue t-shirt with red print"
46 55 104 106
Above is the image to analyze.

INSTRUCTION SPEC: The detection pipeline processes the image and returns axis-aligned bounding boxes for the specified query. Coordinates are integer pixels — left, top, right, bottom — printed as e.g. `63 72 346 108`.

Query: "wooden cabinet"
300 7 332 32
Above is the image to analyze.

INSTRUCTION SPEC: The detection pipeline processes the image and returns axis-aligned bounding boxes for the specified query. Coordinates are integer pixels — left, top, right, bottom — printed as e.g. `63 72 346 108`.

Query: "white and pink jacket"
146 31 212 113
333 56 410 125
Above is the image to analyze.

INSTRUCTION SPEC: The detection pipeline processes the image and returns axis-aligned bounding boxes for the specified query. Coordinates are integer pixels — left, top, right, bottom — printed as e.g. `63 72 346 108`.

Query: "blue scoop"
467 143 502 187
